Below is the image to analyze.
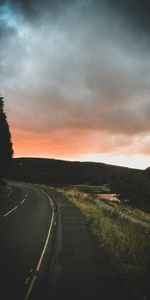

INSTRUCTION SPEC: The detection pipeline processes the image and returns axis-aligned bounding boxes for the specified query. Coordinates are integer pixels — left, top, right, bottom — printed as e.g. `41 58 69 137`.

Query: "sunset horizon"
1 2 150 298
1 0 150 171
13 152 149 170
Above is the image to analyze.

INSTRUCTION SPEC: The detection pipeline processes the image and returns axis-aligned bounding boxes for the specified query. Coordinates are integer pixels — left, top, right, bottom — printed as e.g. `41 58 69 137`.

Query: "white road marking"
24 190 55 300
25 276 30 285
24 268 33 285
20 198 25 205
29 268 33 273
20 189 28 205
23 189 28 198
24 276 36 299
3 206 18 217
36 209 54 272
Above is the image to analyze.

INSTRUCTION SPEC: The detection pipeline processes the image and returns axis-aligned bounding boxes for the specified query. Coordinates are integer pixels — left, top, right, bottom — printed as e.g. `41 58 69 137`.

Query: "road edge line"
3 205 18 217
24 190 55 300
36 191 54 272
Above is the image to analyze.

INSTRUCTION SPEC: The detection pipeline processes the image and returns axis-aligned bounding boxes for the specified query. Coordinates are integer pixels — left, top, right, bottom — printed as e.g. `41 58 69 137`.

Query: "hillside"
144 167 150 178
9 157 139 184
8 157 150 209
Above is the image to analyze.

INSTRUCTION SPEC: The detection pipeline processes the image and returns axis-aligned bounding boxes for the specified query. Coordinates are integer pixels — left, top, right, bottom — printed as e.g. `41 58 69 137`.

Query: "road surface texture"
39 189 134 300
0 182 54 300
0 182 139 300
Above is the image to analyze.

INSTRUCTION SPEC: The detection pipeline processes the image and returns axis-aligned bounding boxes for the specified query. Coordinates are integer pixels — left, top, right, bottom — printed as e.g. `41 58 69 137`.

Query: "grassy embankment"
56 187 150 298
112 203 150 224
94 196 150 224
65 184 150 224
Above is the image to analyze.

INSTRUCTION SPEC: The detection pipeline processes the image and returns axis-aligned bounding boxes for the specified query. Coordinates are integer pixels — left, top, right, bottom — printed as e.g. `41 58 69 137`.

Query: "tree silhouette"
0 95 13 180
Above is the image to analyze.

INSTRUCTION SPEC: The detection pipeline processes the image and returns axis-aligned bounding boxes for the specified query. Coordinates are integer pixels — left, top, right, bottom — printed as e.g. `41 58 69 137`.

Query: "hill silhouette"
8 157 150 209
9 157 140 184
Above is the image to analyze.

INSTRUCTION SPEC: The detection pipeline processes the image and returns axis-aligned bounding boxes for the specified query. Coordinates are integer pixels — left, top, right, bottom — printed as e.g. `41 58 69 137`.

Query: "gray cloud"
0 0 150 156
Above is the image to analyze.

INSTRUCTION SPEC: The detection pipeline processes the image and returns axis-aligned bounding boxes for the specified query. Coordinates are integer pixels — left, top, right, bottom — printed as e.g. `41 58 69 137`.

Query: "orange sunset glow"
1 0 150 170
10 125 149 169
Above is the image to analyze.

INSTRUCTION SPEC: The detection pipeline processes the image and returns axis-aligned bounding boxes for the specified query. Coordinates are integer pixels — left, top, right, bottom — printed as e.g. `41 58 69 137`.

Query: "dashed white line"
20 198 26 205
29 268 33 274
3 206 18 218
2 187 28 217
23 188 28 198
25 276 30 285
20 189 27 205
24 190 55 300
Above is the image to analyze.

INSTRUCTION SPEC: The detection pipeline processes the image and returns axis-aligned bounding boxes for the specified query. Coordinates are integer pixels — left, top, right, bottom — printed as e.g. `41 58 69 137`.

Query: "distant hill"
9 157 140 184
144 167 150 178
8 157 150 209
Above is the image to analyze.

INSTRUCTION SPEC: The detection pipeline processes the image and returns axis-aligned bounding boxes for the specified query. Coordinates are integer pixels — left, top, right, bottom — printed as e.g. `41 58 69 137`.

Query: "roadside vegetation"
94 196 150 224
61 184 150 224
56 187 150 299
112 203 150 224
0 94 13 186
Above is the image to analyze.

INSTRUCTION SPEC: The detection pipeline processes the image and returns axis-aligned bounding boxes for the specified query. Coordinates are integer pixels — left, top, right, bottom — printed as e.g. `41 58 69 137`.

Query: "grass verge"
114 204 150 224
56 187 150 299
65 184 150 224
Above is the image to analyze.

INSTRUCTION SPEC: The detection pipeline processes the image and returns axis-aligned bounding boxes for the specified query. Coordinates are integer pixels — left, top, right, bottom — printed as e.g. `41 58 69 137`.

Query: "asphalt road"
0 182 54 300
0 182 140 300
42 190 134 300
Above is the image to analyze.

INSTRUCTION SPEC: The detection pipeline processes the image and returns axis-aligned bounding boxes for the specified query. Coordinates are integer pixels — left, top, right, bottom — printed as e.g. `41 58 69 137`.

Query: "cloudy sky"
0 0 150 169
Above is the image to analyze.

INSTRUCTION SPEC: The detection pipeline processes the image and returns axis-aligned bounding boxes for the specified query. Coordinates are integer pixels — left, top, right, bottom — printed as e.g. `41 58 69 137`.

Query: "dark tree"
0 95 13 180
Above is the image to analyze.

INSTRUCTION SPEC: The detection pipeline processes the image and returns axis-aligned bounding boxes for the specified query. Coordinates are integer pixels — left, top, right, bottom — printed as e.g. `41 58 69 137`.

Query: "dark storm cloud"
10 0 81 22
0 0 150 155
9 0 150 32
94 0 150 33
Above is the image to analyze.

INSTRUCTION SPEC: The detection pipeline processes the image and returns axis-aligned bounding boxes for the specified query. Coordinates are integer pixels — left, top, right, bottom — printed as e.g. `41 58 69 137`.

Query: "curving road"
0 182 54 300
0 182 137 300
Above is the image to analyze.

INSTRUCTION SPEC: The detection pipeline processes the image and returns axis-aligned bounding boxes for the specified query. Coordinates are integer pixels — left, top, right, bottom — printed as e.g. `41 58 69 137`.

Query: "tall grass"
116 204 150 223
58 187 150 297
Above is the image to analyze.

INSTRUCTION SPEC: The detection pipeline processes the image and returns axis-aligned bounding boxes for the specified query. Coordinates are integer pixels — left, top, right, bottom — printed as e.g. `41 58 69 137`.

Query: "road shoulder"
43 189 131 300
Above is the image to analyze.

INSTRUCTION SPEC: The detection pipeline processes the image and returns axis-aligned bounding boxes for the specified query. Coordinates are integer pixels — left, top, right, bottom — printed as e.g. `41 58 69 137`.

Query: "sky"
0 0 150 169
